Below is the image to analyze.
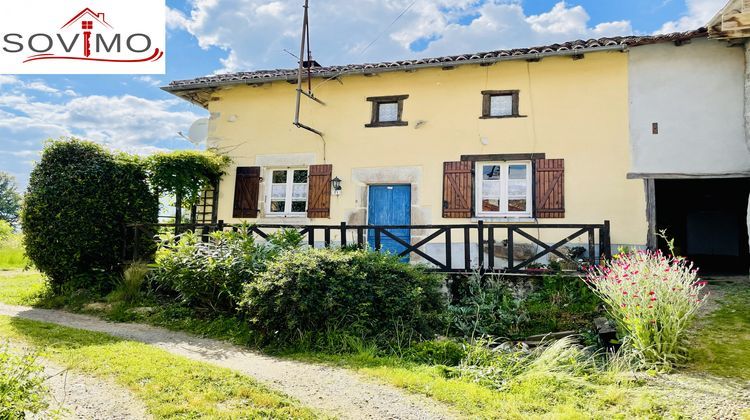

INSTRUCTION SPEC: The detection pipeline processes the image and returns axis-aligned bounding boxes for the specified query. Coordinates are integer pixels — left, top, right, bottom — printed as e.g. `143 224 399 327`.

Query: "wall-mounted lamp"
331 177 342 196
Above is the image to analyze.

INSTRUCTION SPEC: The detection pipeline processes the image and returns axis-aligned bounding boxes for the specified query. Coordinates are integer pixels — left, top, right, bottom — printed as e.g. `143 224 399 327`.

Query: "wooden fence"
126 220 611 275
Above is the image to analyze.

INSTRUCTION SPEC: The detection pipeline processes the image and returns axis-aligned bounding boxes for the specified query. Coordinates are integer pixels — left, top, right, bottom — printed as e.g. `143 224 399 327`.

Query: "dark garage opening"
655 178 750 275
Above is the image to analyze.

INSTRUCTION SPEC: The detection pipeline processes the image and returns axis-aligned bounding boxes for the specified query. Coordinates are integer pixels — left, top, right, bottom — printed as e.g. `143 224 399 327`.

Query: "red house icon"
60 8 112 58
61 8 112 30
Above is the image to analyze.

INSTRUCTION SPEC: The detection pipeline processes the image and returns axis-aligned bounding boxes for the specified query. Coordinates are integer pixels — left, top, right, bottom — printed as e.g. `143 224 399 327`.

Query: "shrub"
0 343 49 418
151 226 302 313
584 249 707 368
406 339 466 366
22 139 158 290
240 248 446 345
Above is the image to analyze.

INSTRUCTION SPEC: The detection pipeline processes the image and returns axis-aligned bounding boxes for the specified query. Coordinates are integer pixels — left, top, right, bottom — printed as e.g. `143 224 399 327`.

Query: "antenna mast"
293 0 324 137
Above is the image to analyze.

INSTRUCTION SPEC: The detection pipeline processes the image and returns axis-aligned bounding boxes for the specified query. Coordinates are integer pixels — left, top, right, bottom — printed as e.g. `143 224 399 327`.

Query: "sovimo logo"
0 0 165 74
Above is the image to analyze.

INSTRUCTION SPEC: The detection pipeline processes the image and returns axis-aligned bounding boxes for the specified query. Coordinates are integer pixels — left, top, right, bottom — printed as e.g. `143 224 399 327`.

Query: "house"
163 28 749 274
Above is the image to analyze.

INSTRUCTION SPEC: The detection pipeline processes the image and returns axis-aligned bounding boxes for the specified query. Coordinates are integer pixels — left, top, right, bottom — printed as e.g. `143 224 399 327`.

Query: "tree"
0 172 21 224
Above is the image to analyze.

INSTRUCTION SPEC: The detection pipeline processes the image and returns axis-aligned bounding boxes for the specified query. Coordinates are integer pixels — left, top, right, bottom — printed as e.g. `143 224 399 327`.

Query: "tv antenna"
293 0 325 138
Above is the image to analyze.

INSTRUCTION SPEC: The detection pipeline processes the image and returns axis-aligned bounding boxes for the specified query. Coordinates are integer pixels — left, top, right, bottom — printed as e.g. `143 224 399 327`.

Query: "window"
366 95 409 127
267 168 308 216
475 161 532 217
481 90 521 119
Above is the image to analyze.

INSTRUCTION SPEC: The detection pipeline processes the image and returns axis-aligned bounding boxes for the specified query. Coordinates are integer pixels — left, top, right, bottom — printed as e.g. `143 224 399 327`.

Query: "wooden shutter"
307 164 332 218
443 161 473 218
535 159 565 218
232 167 260 218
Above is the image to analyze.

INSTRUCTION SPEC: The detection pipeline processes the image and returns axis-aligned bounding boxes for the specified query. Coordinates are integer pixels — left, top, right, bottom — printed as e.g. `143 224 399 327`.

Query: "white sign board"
0 0 165 74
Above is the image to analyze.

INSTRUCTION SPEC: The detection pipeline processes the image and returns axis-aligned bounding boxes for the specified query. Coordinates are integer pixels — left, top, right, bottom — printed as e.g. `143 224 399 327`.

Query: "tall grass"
110 262 150 303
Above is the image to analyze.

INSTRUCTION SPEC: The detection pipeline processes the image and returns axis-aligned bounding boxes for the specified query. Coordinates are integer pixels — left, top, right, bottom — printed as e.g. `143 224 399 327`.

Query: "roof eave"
162 44 627 95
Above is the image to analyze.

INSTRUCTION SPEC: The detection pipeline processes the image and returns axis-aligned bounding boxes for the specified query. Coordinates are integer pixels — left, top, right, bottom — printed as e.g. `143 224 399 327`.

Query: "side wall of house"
207 51 647 248
628 38 750 176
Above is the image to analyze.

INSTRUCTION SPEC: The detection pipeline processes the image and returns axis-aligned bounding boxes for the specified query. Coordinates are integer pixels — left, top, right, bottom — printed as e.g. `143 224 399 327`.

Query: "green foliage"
0 343 49 418
151 226 301 313
447 273 600 340
405 339 466 366
21 139 159 290
585 249 706 369
110 261 150 304
241 247 446 345
145 150 231 207
0 172 21 224
0 221 12 243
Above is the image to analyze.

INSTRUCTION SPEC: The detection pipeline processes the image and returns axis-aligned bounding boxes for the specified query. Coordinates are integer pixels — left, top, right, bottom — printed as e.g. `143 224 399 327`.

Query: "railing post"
325 227 331 248
132 225 139 261
588 228 595 266
175 194 182 235
374 227 381 251
477 220 484 271
507 227 514 270
444 228 452 270
599 220 611 263
487 225 495 271
217 219 225 233
340 222 347 248
308 227 315 248
463 227 471 271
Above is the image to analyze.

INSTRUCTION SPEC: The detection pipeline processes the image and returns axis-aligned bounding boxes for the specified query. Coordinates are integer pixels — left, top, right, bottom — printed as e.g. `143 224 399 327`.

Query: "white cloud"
134 76 164 87
657 0 725 33
170 0 633 73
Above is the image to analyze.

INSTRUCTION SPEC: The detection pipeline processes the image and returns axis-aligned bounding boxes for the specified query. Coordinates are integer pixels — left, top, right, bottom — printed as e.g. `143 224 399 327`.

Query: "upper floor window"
366 95 409 127
267 168 308 216
481 90 521 119
475 161 532 217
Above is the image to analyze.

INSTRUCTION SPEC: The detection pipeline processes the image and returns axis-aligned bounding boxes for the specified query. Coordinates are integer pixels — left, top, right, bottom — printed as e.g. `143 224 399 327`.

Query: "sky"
0 0 727 190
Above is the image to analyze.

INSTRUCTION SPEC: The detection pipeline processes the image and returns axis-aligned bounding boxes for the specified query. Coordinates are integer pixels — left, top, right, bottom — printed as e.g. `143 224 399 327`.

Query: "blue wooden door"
368 185 411 260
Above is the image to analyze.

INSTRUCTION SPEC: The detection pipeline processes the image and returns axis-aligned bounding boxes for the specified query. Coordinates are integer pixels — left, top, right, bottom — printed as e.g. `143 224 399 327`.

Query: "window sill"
479 115 527 120
365 121 408 128
471 216 536 223
262 215 311 222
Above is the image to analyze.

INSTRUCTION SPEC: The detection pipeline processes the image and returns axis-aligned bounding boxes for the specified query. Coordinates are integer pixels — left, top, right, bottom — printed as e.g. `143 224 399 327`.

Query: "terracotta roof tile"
165 29 707 92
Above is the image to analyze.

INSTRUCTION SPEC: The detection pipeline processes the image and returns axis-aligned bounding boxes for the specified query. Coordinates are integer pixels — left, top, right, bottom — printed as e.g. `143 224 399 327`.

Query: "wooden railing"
126 220 611 275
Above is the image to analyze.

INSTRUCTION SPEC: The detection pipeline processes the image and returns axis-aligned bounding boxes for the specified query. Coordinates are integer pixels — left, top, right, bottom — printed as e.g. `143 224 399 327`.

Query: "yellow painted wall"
207 50 647 245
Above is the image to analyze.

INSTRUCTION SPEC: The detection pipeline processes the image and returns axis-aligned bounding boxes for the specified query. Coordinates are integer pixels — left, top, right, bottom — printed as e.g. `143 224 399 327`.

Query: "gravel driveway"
0 303 457 420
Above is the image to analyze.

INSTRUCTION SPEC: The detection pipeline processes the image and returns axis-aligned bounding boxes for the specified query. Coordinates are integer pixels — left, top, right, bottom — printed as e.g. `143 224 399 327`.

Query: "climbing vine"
145 150 231 206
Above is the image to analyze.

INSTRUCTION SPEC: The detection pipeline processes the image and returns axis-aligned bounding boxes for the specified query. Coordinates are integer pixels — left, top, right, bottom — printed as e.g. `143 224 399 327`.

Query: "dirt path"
0 303 457 420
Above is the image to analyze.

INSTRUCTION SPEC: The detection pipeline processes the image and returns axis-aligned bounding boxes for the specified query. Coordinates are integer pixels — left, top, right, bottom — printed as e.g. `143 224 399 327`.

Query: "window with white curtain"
267 168 308 215
475 161 532 217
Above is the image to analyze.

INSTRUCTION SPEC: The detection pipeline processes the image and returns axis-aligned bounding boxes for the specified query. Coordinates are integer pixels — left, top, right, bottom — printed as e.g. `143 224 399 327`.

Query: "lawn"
0 315 321 419
689 281 750 380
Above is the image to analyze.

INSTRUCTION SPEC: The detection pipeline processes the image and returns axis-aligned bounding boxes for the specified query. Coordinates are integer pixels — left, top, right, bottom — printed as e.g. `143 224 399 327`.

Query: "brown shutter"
232 167 260 218
307 164 332 218
535 159 565 218
443 161 473 218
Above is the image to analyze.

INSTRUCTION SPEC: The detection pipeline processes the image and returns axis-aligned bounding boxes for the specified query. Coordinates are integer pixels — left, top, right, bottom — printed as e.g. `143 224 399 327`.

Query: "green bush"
110 261 150 303
406 339 466 366
0 344 49 418
22 139 158 290
0 221 12 243
240 248 446 345
447 273 601 340
151 226 302 313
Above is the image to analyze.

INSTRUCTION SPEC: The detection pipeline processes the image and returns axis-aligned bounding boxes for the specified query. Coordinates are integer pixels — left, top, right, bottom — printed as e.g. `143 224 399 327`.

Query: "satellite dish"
181 118 209 145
